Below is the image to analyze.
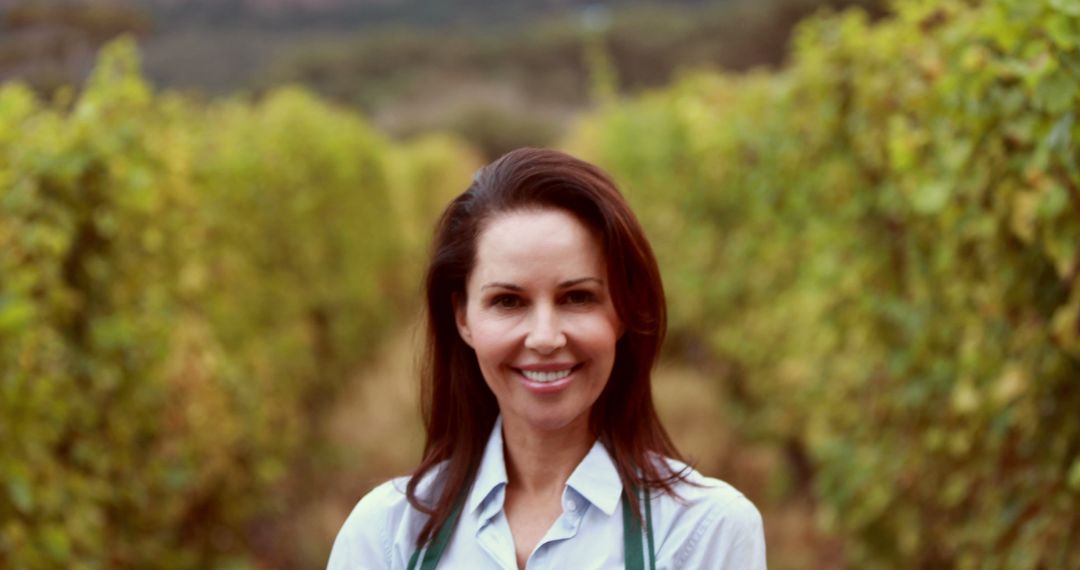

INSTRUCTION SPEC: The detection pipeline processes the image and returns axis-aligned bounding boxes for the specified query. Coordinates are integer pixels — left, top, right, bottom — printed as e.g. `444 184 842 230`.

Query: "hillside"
1 0 885 158
141 0 719 30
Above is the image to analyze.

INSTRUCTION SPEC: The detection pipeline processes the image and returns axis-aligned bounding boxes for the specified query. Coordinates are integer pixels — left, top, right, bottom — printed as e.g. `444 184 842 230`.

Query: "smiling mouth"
515 364 582 383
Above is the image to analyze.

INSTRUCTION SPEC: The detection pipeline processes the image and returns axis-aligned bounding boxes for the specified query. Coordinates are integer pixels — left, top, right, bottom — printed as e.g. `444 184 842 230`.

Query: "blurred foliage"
569 0 1080 566
4 0 1079 566
244 0 886 159
259 0 886 111
3 1 151 40
142 0 719 29
0 0 153 96
437 106 563 161
0 39 477 568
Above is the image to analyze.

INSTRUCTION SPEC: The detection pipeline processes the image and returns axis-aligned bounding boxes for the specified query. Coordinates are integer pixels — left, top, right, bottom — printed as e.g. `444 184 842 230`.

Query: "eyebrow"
480 277 604 291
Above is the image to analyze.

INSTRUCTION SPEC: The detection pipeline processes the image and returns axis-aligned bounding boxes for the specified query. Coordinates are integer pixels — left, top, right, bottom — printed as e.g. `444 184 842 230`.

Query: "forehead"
471 208 605 282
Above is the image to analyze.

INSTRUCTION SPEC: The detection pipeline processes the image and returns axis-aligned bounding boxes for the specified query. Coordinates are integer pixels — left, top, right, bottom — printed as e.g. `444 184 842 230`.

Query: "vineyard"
570 0 1080 566
0 41 478 567
2 0 1078 568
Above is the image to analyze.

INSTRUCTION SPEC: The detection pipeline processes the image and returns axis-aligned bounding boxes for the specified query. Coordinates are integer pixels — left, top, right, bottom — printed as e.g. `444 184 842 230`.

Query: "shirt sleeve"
326 480 404 570
662 484 767 570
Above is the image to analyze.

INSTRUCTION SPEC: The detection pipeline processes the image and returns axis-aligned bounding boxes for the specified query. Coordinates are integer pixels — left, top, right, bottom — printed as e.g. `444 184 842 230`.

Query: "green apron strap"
407 492 465 570
621 485 657 570
621 490 645 570
406 546 422 570
644 487 656 570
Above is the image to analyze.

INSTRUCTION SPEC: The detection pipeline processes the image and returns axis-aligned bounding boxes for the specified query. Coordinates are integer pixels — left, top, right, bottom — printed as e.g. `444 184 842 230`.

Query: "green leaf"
1046 13 1080 47
1038 184 1068 219
1049 0 1080 17
1068 458 1080 491
42 524 71 562
0 296 35 334
1034 69 1079 114
912 181 951 214
1044 111 1074 153
7 475 33 513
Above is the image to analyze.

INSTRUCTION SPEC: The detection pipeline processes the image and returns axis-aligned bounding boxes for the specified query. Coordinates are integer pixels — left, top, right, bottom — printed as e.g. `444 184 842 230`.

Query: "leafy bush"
0 39 477 568
570 0 1080 566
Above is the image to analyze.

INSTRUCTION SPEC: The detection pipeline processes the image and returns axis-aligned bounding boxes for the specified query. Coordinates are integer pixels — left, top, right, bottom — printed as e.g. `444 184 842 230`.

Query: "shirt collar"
467 416 509 516
565 437 623 516
466 416 624 518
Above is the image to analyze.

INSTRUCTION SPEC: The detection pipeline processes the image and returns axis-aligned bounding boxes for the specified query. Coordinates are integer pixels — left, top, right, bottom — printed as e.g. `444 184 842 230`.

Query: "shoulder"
666 458 762 526
344 476 414 528
327 469 445 570
651 458 766 569
326 477 410 569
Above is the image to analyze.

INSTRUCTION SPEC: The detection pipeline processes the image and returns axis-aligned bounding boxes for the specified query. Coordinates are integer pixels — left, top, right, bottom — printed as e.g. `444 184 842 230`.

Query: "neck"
501 415 594 496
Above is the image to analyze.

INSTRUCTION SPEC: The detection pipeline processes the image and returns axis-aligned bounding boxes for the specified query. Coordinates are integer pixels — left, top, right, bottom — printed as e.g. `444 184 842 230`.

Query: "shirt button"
565 500 577 513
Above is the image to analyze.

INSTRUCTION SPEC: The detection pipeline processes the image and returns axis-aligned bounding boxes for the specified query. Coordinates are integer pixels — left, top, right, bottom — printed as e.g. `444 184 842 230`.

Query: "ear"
453 292 473 347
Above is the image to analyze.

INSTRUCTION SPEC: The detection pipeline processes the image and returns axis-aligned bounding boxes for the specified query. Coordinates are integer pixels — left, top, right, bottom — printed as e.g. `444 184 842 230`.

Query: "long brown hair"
406 147 689 547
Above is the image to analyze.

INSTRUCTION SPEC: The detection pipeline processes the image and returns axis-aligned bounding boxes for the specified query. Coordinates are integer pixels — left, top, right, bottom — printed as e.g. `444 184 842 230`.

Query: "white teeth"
521 368 573 383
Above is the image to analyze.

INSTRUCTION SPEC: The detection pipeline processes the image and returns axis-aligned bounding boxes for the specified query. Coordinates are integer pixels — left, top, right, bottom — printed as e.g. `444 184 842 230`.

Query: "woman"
328 148 765 569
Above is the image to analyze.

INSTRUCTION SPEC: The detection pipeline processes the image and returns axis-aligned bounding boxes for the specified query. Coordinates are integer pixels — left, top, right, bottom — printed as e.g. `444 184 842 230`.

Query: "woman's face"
456 208 622 435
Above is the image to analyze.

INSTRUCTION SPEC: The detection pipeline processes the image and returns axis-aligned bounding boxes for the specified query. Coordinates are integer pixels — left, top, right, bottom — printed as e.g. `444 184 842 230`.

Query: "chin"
515 406 590 434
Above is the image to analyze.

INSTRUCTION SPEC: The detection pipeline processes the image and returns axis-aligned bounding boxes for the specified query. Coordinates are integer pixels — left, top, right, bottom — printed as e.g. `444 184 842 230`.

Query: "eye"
490 294 523 309
562 290 597 305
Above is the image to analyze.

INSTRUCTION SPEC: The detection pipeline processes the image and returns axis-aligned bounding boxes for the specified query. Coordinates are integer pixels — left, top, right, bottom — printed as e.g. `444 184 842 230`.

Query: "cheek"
571 314 621 356
465 313 520 359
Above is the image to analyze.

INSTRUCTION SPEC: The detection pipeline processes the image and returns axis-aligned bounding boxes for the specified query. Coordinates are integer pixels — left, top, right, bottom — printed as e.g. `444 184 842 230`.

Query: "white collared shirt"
327 417 766 569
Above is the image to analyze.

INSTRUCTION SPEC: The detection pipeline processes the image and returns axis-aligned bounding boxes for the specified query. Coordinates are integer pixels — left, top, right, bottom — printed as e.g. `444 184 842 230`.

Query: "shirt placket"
475 485 518 569
524 489 587 568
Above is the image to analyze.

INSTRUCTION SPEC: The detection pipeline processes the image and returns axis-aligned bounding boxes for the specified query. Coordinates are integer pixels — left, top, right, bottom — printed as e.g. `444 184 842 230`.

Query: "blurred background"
1 0 1078 568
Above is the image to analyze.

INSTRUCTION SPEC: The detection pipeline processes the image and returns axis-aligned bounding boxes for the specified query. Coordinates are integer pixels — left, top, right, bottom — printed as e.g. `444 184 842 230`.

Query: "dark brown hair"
406 147 689 547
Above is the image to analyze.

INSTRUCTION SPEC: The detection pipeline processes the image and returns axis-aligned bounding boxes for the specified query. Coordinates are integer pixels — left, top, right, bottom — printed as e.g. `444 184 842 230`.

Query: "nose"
524 305 566 354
